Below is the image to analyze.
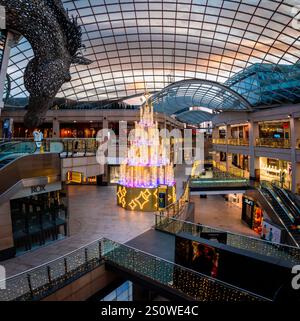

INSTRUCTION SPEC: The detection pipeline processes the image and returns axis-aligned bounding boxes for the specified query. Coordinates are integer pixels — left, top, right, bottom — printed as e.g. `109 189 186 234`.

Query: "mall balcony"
255 137 291 149
212 138 249 146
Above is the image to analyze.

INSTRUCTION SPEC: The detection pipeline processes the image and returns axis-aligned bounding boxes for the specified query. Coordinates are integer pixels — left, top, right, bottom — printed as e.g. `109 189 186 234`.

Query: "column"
225 125 231 171
132 283 152 301
101 118 109 184
52 118 60 138
212 126 218 142
290 117 300 193
249 120 259 180
0 201 15 260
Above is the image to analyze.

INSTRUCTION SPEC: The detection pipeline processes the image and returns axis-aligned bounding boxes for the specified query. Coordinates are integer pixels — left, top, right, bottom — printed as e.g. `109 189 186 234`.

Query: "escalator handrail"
260 181 295 223
274 185 300 217
276 189 299 220
265 185 295 223
0 141 37 164
0 141 37 170
258 186 300 247
0 141 21 152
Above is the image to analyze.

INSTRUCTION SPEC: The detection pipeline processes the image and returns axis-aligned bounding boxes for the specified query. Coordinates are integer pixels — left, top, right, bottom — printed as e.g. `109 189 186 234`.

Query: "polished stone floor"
2 165 188 277
193 194 258 237
1 165 257 277
2 185 155 277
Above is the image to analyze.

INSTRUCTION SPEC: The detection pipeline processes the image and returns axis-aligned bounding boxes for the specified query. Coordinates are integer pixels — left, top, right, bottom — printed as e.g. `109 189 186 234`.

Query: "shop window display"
259 157 291 190
242 196 263 234
66 171 97 185
252 206 263 234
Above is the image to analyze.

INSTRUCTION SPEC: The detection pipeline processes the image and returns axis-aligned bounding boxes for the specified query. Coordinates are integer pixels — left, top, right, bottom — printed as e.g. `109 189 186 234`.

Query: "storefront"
241 196 263 235
10 186 68 255
259 157 292 190
66 171 97 185
231 153 249 171
218 126 226 138
258 121 290 147
60 122 101 138
227 193 243 209
13 122 53 138
230 124 249 139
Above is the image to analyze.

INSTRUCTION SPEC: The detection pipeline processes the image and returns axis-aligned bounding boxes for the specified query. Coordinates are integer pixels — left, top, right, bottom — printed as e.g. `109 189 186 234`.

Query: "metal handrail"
154 214 300 264
212 138 249 146
260 181 295 223
258 182 299 248
211 161 250 179
1 138 100 158
256 137 291 148
0 237 270 302
212 138 227 144
227 138 249 146
104 239 270 301
160 177 190 219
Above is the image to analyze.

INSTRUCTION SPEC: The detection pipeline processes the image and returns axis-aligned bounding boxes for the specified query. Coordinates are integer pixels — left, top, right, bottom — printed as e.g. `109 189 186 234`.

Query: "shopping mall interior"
0 0 300 303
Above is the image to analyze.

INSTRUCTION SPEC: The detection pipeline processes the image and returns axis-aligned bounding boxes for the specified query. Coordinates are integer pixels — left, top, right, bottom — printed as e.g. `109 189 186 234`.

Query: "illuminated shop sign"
66 171 82 183
244 198 254 206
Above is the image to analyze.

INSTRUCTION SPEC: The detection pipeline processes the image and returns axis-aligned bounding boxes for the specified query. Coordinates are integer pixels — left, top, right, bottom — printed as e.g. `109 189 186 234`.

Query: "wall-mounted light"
73 120 77 123
288 114 292 118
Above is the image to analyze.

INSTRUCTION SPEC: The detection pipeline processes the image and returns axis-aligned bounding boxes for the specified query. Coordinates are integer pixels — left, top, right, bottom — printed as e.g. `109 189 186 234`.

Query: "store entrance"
10 191 68 254
259 157 292 190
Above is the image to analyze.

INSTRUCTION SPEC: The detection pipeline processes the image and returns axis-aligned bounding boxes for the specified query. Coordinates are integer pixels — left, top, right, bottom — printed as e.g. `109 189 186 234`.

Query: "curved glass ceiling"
7 0 300 104
175 109 213 124
152 79 251 115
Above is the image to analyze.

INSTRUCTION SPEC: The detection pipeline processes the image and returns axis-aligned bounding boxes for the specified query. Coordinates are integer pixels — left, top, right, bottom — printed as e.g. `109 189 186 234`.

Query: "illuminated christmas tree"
117 93 176 211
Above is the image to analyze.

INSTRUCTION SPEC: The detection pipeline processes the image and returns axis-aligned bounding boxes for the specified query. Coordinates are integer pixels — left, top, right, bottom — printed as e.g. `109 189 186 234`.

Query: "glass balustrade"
154 215 300 265
0 238 269 302
212 138 249 146
103 239 268 302
256 137 291 148
212 138 227 144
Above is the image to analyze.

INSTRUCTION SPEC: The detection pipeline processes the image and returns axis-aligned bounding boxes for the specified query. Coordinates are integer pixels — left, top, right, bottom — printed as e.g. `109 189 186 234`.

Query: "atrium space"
0 0 299 307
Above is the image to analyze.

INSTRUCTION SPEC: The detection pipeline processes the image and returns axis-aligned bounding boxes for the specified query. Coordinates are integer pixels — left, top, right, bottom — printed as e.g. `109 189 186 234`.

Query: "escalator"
273 186 300 223
260 183 300 246
0 141 61 204
0 140 36 169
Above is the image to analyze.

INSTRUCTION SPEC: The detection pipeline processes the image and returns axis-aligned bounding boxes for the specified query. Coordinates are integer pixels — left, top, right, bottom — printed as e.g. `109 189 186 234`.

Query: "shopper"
261 224 267 240
33 129 43 151
268 228 273 242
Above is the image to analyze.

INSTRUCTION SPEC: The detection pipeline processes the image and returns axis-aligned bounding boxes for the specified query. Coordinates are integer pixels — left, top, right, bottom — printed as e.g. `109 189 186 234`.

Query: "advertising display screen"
174 235 292 299
261 220 282 243
175 237 219 278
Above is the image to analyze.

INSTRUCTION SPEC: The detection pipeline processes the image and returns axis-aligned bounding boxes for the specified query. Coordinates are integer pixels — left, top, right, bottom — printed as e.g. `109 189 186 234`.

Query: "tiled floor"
1 166 257 277
2 185 154 277
2 165 188 277
192 194 258 237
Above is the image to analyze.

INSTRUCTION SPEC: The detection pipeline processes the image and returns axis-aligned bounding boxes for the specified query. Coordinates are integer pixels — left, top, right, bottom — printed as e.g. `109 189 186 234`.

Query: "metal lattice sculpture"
1 0 91 128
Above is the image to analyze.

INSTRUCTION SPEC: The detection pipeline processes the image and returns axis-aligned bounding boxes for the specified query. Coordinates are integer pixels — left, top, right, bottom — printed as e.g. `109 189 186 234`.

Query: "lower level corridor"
1 185 154 277
192 194 258 238
1 165 189 277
